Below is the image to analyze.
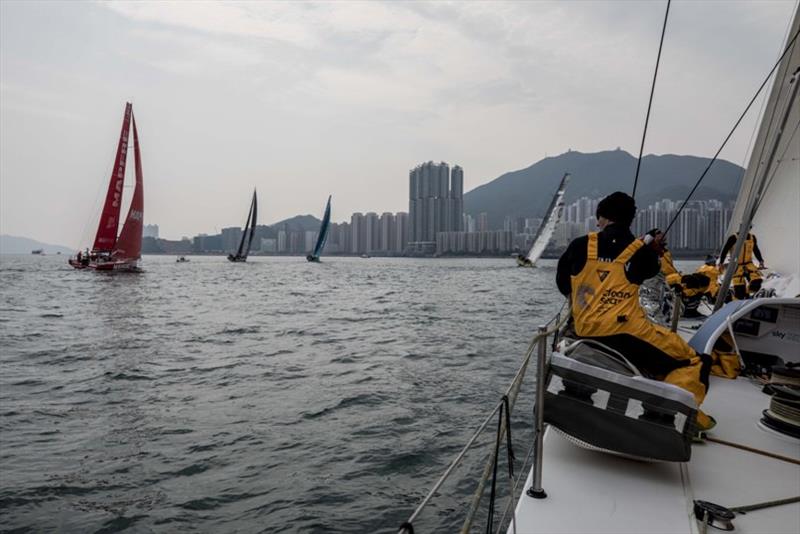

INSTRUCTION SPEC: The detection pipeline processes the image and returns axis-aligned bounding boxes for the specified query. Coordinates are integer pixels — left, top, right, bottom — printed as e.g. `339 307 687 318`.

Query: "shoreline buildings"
143 164 733 256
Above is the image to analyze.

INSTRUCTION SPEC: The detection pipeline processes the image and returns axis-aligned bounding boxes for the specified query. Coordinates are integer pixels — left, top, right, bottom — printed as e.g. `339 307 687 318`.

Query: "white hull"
510 375 800 534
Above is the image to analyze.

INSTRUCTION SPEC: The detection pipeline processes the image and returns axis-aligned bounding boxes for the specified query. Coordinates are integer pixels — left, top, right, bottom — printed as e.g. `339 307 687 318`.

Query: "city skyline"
1 2 794 247
146 192 734 257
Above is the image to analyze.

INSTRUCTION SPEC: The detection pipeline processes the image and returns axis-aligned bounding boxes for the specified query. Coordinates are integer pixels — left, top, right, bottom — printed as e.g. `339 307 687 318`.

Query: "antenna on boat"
632 0 671 200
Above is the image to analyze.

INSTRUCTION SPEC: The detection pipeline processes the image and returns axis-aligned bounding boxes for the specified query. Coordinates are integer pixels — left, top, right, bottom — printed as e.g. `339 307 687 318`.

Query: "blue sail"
311 195 331 259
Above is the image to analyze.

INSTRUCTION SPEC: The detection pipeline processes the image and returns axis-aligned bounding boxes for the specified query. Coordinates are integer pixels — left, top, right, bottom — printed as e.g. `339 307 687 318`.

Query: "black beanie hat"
596 191 637 227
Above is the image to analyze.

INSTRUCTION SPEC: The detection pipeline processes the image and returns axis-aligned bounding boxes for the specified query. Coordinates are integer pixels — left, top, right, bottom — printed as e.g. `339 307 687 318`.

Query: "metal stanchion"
527 325 548 499
670 288 683 332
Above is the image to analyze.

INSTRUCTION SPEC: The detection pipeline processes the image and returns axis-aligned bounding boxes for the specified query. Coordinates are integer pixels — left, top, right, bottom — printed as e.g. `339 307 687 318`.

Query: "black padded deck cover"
544 344 697 462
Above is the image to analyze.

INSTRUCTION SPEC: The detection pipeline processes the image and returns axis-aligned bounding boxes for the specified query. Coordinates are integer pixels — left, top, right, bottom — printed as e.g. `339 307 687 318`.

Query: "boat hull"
68 258 140 272
516 255 533 268
306 255 320 263
227 255 247 262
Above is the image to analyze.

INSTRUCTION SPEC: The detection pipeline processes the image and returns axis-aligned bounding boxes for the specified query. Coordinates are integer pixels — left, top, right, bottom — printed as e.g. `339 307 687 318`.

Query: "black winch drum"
544 343 698 462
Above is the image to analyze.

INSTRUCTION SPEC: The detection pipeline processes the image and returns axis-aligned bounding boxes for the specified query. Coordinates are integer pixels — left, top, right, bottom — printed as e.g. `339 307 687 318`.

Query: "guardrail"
398 303 567 534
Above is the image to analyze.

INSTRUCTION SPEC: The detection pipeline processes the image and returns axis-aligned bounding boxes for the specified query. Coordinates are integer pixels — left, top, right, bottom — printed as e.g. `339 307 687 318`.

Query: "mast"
92 103 132 252
113 111 144 261
312 195 332 258
526 173 570 264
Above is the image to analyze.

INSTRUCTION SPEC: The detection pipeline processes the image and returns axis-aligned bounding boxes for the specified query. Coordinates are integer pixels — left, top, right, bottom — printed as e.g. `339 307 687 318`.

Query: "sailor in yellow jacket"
651 231 712 317
659 245 683 289
557 192 714 431
696 255 720 301
719 231 765 299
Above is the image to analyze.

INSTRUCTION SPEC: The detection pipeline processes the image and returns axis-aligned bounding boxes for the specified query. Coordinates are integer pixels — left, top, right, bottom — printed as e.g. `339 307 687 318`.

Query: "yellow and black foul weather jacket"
661 250 682 287
556 224 660 297
562 230 700 362
720 233 763 267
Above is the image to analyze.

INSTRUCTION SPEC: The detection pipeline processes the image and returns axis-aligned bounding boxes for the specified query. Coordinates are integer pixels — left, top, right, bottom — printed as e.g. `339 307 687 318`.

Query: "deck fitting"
526 488 548 499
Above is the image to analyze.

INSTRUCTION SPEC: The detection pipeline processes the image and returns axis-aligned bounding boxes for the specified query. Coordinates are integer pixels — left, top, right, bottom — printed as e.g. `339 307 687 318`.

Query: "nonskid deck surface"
510 376 800 534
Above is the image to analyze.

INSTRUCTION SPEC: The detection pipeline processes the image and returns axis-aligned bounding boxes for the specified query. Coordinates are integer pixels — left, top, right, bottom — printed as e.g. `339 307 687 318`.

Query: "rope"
485 400 505 534
632 0 671 199
703 435 800 466
484 396 516 534
495 429 538 533
663 25 800 237
731 496 800 514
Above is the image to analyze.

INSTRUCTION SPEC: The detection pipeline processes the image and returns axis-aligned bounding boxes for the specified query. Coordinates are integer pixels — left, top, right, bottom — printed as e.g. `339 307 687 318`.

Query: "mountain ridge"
0 235 74 255
464 149 744 229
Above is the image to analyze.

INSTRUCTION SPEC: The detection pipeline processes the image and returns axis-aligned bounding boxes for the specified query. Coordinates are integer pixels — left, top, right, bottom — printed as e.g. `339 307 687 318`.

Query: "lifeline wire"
632 0 671 200
663 26 800 237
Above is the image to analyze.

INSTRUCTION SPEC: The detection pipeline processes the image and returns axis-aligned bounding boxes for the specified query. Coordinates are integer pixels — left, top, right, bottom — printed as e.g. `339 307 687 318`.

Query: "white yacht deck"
510 376 800 534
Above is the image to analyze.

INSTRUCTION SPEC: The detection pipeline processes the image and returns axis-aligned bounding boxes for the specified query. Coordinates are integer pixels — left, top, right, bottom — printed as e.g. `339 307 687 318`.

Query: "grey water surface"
1 255 565 533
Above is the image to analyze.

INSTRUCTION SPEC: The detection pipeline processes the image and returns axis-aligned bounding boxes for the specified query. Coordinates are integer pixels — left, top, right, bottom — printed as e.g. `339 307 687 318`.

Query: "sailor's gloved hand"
642 232 666 255
646 228 662 238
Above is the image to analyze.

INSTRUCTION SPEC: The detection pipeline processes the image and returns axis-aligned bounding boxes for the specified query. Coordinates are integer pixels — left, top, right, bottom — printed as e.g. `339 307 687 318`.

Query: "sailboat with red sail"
69 102 144 272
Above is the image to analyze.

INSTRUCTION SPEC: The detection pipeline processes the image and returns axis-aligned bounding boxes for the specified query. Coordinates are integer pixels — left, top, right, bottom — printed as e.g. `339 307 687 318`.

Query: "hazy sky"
1 1 796 246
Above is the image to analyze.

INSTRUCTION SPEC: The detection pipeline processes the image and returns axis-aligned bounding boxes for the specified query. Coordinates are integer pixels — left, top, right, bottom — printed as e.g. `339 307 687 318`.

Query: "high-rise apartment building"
365 212 380 254
350 213 365 254
477 212 489 232
221 227 242 252
379 212 394 252
143 224 159 239
408 161 464 253
394 212 409 253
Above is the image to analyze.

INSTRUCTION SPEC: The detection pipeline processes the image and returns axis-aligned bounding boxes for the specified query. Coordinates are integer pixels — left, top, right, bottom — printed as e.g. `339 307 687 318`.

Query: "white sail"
526 173 571 265
725 10 800 296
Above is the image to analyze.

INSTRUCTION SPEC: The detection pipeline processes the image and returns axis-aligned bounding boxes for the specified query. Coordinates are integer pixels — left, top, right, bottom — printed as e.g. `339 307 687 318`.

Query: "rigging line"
663 25 800 237
632 0 671 200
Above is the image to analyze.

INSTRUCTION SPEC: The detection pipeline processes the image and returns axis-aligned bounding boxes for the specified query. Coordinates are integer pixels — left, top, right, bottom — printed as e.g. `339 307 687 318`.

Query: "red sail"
92 103 132 252
113 112 144 261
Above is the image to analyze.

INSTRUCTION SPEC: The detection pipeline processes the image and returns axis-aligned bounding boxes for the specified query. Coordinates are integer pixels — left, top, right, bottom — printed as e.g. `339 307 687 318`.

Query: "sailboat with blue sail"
307 195 331 263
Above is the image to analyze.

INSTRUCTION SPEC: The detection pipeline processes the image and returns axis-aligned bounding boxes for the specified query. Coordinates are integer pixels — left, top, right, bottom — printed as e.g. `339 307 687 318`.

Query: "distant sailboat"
516 172 570 267
69 102 144 272
228 189 258 262
307 195 332 263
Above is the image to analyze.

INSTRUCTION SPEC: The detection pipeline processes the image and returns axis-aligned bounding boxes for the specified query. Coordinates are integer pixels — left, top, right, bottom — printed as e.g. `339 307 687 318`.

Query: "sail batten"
525 173 570 265
92 103 132 252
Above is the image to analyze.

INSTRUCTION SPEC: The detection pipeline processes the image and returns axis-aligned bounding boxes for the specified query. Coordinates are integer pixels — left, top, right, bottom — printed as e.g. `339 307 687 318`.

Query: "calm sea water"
0 255 567 533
